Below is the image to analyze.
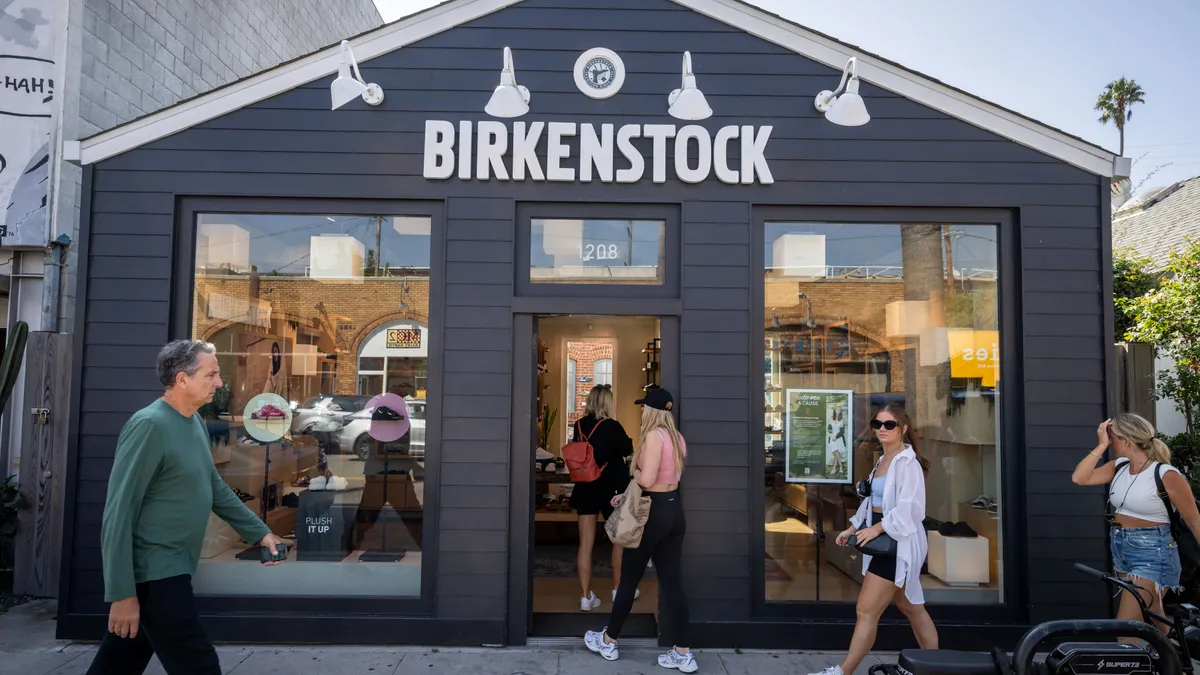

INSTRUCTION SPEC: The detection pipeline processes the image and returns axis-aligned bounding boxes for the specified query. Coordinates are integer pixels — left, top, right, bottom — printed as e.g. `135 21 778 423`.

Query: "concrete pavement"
2 600 897 675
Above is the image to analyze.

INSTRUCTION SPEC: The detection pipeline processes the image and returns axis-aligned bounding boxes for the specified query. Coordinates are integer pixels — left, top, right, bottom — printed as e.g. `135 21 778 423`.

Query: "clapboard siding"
1020 196 1107 620
678 201 752 621
436 199 515 617
65 0 1110 641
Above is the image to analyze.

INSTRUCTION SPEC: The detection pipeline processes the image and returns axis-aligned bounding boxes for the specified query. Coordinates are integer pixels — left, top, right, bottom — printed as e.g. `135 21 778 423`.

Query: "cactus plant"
0 321 28 413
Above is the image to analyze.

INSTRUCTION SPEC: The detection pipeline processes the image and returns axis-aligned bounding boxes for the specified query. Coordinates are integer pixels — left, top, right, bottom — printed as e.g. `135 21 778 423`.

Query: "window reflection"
530 218 665 284
763 222 1002 605
192 213 432 598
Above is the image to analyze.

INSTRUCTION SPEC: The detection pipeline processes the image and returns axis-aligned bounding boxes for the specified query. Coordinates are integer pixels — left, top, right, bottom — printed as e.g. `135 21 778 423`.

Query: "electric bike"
869 563 1199 675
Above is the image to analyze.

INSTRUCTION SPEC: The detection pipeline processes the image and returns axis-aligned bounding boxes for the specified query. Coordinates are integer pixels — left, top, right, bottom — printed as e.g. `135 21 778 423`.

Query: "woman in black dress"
570 384 637 612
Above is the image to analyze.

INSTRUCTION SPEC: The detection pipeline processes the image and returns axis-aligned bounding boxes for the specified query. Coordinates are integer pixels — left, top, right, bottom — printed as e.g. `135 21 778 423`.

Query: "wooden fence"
14 332 71 597
1115 341 1156 423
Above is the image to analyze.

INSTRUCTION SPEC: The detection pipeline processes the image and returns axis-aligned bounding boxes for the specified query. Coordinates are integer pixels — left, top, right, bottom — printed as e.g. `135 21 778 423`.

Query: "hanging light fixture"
668 51 712 121
814 57 870 127
484 47 531 118
331 40 385 110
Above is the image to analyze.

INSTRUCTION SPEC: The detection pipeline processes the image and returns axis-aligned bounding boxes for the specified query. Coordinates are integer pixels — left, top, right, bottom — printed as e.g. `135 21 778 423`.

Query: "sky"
373 0 1200 197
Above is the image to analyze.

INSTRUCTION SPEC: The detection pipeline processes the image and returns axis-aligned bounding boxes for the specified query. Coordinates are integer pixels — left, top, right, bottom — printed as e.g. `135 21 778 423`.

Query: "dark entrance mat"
531 612 658 638
534 543 659 579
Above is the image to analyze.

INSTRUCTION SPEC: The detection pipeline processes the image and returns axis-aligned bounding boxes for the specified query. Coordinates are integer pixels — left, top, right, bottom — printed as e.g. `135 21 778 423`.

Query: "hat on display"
634 387 674 411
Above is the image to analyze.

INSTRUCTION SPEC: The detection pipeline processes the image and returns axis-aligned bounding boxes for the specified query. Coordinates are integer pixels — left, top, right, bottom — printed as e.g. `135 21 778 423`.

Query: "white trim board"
75 0 1124 178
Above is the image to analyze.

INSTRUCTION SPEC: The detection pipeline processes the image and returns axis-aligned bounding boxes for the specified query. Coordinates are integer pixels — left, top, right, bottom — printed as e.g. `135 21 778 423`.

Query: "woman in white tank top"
1072 413 1200 631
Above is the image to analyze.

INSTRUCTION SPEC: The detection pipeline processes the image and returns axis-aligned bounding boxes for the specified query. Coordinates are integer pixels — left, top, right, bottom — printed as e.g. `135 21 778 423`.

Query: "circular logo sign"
242 393 292 443
575 48 625 100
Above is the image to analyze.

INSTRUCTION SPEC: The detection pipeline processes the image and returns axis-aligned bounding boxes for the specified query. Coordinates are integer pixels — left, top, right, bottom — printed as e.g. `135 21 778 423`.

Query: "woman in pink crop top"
585 387 697 673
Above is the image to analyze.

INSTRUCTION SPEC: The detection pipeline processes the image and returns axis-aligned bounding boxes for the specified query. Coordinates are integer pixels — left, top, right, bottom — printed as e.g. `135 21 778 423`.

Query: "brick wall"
193 273 430 404
565 342 614 431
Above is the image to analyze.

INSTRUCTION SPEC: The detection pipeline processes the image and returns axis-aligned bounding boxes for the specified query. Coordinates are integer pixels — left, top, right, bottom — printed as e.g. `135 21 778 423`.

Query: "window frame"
514 202 681 299
749 206 1023 625
593 358 613 387
175 197 444 617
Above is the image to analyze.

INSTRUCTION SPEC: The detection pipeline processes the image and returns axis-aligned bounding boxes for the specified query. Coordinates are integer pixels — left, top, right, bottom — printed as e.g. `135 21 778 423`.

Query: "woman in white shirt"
1072 413 1200 630
811 404 938 675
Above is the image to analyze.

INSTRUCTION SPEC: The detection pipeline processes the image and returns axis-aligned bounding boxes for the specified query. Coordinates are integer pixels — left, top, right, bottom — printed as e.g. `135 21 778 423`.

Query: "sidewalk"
1 600 895 675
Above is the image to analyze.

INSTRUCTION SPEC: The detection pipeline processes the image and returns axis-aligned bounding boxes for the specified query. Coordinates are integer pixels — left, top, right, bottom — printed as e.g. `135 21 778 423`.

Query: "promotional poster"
0 0 55 248
785 389 853 484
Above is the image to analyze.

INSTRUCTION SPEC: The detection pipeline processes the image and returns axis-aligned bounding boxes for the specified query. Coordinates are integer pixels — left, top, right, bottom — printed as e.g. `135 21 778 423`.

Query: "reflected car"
291 394 370 435
335 399 426 460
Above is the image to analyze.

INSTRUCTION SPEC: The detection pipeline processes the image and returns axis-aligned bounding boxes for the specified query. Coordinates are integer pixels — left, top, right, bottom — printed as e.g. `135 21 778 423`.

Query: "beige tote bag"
605 470 652 548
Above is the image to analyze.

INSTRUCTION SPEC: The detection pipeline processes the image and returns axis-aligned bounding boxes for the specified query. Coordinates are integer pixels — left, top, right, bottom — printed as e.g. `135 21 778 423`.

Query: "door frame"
507 307 681 644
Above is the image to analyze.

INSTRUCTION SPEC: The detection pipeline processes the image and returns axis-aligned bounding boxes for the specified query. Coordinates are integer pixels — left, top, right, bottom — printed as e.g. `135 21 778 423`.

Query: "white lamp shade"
331 66 369 110
485 47 530 118
825 78 870 126
485 84 530 118
668 52 713 121
669 87 712 120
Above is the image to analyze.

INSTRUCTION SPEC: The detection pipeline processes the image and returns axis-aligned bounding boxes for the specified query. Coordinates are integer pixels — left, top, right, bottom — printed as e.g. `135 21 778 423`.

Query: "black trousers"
85 575 221 675
608 489 689 647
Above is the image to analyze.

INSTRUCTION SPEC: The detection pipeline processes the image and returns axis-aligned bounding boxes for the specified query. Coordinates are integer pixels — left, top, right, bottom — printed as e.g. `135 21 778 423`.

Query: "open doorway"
529 315 662 637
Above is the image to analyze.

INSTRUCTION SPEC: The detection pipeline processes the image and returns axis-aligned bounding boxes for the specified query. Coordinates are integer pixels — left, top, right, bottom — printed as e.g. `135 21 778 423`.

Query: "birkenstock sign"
422 120 775 185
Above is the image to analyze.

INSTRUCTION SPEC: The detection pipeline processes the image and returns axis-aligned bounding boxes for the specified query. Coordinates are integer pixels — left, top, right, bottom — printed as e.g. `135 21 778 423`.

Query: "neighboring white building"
1 0 382 477
1112 175 1200 436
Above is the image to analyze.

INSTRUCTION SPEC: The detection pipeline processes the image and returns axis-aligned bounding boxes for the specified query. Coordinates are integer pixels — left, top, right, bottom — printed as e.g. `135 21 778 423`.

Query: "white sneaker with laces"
584 629 619 661
612 588 641 602
580 591 601 612
658 648 698 672
809 666 844 675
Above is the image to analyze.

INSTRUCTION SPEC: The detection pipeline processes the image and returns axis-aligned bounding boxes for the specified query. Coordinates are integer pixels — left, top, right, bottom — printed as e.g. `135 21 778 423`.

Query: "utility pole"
375 216 382 277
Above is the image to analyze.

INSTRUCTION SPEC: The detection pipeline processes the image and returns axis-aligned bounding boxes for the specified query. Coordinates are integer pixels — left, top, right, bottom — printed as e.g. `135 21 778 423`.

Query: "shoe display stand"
958 500 999 586
235 437 298 560
642 338 660 392
359 439 408 563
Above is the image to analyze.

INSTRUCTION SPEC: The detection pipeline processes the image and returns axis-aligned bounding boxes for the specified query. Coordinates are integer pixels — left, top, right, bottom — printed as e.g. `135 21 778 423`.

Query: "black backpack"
1152 464 1200 569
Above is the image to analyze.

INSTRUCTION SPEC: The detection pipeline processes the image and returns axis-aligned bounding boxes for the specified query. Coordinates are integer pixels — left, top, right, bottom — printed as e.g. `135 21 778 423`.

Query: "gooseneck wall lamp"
814 57 870 126
484 47 531 118
668 51 713 121
331 40 385 110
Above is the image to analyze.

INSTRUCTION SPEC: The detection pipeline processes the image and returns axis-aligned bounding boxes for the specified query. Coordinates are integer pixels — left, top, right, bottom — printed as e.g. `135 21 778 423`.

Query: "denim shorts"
1110 524 1182 595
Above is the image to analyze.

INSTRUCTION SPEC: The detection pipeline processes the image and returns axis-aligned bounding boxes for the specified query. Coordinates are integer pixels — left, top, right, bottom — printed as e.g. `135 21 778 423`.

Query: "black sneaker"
371 405 405 422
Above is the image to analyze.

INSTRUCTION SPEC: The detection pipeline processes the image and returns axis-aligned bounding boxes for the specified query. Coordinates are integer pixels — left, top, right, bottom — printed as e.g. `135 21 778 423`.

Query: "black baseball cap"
635 387 674 411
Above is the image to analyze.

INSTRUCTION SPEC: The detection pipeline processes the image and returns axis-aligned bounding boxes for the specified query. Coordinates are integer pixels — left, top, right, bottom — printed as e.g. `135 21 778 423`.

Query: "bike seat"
1185 625 1200 655
898 649 1000 675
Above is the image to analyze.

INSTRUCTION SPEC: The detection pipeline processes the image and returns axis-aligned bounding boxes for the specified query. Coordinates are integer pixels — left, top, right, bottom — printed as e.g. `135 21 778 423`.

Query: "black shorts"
867 553 897 583
570 479 618 518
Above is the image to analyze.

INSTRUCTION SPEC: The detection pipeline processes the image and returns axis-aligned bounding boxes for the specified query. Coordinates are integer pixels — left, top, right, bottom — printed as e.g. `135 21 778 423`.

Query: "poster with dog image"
785 389 852 484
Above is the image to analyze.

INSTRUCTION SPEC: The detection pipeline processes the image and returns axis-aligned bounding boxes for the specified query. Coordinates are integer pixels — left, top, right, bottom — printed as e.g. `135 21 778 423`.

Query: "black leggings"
85 575 220 675
608 489 689 647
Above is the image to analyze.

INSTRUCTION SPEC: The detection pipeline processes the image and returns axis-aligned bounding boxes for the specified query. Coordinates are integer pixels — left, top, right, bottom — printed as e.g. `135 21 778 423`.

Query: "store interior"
530 315 661 636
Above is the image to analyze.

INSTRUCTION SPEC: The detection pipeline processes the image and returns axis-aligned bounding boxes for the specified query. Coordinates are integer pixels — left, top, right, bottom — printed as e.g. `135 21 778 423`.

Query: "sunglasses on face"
870 420 899 430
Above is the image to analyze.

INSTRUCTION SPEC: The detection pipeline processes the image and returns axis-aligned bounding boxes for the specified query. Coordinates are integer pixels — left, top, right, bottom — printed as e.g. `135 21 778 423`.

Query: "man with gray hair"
85 339 286 675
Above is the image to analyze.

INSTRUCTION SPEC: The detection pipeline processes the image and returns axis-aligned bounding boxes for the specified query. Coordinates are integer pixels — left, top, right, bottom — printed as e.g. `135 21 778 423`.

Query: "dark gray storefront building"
58 0 1128 649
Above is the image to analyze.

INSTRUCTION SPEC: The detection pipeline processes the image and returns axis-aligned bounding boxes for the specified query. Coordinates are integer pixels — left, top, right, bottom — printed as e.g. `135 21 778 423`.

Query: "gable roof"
69 0 1125 177
1112 176 1200 268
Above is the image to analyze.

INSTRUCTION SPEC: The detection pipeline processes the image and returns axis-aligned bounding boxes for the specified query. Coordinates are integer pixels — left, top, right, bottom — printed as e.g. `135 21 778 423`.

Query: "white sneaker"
612 588 641 602
810 666 844 675
584 629 619 661
659 649 698 672
580 591 601 612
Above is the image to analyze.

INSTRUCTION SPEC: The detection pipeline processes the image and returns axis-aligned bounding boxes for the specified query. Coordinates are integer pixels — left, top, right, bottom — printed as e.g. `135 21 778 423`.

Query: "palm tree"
1095 77 1146 155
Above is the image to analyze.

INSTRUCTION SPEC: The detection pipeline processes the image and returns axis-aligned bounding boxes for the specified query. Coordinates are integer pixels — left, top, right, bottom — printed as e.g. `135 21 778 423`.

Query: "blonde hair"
1111 412 1171 464
632 407 686 479
585 385 615 419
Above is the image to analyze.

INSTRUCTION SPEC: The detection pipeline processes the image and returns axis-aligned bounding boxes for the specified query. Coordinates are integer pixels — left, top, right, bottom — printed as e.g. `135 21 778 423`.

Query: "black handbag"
851 531 897 558
1153 465 1200 569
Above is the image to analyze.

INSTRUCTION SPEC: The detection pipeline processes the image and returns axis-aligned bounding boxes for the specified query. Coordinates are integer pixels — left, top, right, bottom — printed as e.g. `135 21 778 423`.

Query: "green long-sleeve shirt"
101 398 271 602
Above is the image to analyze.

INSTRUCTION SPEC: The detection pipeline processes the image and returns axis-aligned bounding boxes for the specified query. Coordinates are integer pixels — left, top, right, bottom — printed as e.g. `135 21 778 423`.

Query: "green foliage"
1160 432 1200 490
1112 249 1158 340
538 404 557 450
199 382 232 420
0 321 28 414
0 475 28 539
1123 240 1200 434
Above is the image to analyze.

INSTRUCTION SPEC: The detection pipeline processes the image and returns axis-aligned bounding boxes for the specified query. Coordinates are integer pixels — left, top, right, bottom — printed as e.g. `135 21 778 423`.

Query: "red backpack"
562 419 607 482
